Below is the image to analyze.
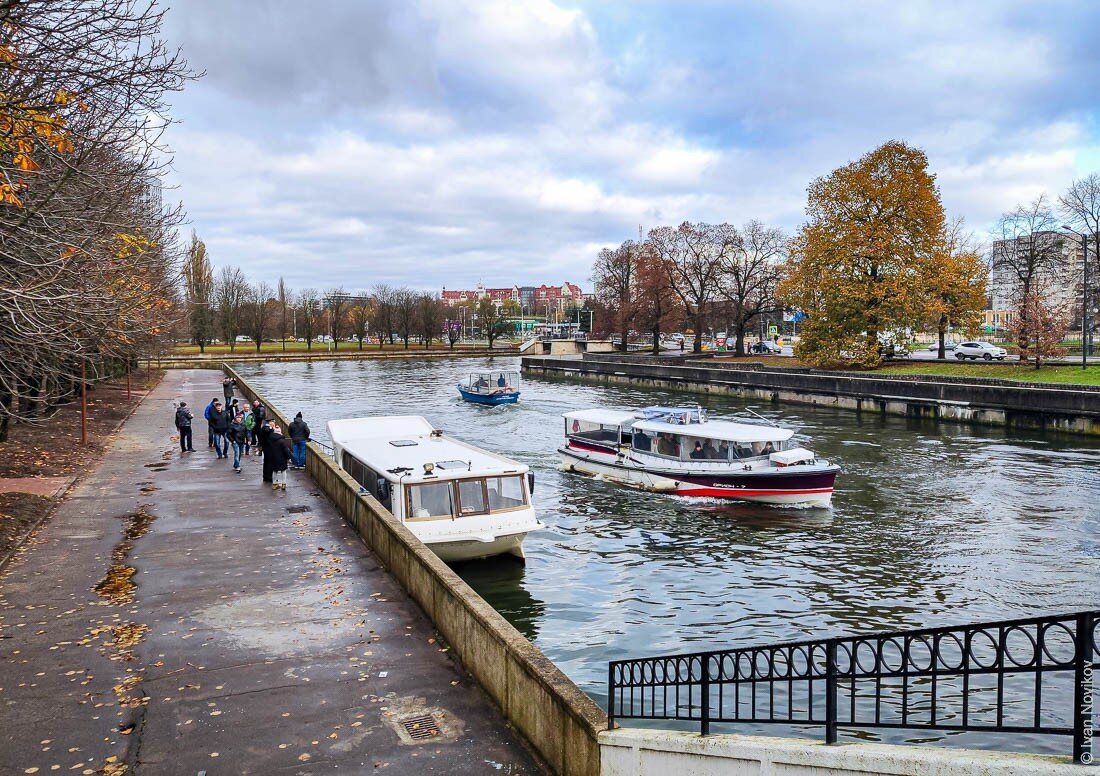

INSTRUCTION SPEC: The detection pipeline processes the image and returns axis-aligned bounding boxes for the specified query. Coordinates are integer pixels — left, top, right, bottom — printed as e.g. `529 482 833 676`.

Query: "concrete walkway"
0 369 542 774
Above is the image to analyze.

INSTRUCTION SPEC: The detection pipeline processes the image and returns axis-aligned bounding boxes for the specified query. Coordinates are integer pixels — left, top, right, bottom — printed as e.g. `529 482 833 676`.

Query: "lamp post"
1062 226 1090 370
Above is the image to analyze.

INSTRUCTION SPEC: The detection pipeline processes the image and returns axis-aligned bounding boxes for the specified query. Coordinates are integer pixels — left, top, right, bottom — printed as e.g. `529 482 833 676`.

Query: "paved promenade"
0 369 542 774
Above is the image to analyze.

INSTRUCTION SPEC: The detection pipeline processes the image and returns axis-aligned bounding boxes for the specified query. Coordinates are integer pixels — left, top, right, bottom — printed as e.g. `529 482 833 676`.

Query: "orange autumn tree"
924 219 989 359
778 141 947 368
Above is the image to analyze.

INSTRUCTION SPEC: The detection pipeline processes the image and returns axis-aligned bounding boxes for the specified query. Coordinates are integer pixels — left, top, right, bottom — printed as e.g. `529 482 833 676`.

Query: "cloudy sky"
161 0 1100 292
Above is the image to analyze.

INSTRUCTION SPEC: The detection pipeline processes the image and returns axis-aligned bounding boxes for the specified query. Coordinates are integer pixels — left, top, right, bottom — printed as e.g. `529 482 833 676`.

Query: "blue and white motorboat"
458 371 520 405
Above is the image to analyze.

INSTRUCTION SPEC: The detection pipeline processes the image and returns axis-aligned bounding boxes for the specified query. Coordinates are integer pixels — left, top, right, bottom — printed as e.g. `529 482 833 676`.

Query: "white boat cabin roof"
632 418 794 443
563 409 638 426
328 416 529 482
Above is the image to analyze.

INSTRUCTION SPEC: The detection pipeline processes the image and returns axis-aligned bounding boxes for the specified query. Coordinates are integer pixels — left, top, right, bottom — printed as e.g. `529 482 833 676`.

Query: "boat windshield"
632 432 785 461
406 475 528 521
465 372 518 394
566 417 620 445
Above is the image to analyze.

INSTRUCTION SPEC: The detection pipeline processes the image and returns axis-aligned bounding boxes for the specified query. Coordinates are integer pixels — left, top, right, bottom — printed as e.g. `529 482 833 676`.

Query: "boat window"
457 478 488 515
631 430 655 452
407 482 456 520
435 460 470 470
682 436 726 461
732 442 754 459
750 440 783 456
654 433 681 458
486 475 526 510
567 418 620 444
389 439 418 447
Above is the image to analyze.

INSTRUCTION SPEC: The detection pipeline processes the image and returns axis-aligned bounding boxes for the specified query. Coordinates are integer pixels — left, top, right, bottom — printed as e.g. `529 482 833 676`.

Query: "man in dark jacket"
209 400 231 459
257 417 274 483
203 397 219 447
174 402 194 453
288 412 310 469
228 412 248 472
266 422 292 490
222 376 234 403
251 401 268 455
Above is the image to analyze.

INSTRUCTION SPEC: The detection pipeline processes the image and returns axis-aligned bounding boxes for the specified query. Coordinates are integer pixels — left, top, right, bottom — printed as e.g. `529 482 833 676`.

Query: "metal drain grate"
400 714 440 740
286 505 311 514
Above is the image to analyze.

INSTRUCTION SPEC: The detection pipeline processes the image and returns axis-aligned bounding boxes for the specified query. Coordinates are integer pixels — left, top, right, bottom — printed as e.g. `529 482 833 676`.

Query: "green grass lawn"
877 362 1100 386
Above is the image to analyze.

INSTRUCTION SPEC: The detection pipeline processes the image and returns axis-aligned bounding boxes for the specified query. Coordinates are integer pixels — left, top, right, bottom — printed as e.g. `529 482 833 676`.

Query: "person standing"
209 399 231 459
203 397 219 448
228 411 248 472
174 402 195 453
222 376 234 404
267 421 292 490
252 400 268 455
288 411 310 469
257 417 274 483
241 402 254 456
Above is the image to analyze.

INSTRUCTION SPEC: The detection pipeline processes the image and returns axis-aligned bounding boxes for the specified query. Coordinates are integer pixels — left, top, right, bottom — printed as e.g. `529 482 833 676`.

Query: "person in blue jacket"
203 397 219 448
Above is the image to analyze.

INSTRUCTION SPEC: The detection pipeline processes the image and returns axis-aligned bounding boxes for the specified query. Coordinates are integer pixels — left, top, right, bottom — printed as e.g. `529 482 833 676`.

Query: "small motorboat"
558 405 840 507
328 416 543 562
458 371 520 405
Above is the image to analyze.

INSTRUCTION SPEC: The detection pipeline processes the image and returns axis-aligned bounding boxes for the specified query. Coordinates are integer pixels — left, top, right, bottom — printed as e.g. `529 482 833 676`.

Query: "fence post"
607 662 616 731
1073 612 1094 765
826 641 838 744
700 654 711 737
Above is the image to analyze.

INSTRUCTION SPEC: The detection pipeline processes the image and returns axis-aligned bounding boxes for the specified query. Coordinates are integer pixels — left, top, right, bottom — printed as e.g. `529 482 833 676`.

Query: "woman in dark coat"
257 420 274 483
266 423 292 490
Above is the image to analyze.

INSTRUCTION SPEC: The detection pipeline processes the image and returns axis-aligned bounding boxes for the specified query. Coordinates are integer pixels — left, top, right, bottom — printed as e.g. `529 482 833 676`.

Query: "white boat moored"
327 416 543 562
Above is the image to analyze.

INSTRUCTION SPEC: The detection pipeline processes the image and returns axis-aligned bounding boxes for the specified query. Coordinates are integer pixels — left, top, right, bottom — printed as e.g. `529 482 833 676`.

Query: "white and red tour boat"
558 406 839 507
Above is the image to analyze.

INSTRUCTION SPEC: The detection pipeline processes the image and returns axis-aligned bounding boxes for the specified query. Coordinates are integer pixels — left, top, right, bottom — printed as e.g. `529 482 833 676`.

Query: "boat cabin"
563 406 796 463
461 371 519 395
329 416 533 522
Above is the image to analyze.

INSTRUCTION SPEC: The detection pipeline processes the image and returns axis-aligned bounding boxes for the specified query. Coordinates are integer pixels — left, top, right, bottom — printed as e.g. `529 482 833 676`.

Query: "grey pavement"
0 368 543 775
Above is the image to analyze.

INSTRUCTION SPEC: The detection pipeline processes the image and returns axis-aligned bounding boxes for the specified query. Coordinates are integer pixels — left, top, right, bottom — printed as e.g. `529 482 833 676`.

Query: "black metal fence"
607 610 1098 764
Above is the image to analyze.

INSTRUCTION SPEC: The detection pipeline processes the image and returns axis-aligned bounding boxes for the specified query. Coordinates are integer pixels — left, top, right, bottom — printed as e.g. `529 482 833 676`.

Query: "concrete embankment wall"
600 730 1080 775
522 355 1100 435
225 365 606 776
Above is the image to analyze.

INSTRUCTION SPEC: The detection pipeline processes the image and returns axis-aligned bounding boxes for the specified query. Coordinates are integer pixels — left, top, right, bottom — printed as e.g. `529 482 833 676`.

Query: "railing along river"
608 610 1099 764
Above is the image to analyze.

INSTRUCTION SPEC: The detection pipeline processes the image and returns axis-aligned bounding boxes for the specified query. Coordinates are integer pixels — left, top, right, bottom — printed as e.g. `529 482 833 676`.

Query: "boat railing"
313 440 336 460
607 609 1099 763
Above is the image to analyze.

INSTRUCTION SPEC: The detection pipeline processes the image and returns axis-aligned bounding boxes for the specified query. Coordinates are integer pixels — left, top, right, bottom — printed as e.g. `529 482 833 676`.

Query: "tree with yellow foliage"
778 141 948 367
924 219 989 359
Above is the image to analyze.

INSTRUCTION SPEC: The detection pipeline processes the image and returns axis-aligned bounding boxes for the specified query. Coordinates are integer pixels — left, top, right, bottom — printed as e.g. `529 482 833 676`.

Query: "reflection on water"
236 357 1100 754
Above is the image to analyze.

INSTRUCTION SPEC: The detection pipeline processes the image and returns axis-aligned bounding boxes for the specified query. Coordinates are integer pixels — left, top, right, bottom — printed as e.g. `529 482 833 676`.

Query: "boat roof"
327 416 528 481
563 408 638 426
633 418 794 443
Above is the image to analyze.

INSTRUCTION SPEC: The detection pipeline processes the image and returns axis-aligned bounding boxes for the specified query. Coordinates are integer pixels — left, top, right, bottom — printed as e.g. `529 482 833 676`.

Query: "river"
234 356 1100 753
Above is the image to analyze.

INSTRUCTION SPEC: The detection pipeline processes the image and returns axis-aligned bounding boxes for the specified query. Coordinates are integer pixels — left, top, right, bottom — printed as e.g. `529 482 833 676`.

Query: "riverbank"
0 368 542 774
522 353 1100 435
145 345 517 369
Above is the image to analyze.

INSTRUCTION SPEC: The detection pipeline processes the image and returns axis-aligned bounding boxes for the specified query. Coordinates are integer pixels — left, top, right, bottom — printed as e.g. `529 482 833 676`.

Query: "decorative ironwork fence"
607 610 1098 764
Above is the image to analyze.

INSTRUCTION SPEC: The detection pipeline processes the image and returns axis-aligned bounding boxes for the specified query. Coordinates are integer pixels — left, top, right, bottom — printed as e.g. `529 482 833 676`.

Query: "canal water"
235 356 1100 753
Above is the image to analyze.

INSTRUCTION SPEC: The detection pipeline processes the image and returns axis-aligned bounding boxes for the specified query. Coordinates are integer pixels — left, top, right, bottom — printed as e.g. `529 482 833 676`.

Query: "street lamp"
1061 225 1091 370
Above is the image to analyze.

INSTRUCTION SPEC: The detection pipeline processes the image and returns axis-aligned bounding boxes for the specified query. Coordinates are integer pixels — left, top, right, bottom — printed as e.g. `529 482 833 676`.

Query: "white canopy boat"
328 416 543 562
559 406 840 507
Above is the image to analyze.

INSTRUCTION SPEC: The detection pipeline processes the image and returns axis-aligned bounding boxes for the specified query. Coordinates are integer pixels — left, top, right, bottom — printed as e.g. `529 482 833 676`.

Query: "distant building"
441 282 585 312
989 231 1084 319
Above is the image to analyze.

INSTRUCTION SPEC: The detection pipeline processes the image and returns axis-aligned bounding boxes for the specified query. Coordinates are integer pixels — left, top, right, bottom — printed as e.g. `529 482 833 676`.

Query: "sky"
160 0 1100 293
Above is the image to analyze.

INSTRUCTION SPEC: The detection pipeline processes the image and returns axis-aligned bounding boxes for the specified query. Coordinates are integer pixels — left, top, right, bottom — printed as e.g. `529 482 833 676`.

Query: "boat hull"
457 385 520 405
559 445 837 508
425 529 531 563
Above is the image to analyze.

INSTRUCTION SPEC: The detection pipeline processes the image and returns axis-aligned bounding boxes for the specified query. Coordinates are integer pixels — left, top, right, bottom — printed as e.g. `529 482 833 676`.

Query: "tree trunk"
937 314 947 359
735 323 747 357
254 339 262 352
198 341 206 354
693 312 704 353
620 326 629 352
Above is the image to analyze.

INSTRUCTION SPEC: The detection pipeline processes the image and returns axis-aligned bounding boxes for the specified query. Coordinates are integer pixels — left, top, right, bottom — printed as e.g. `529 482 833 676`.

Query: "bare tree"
393 288 417 349
325 288 350 350
991 196 1069 353
297 288 322 351
215 267 249 353
416 293 442 346
649 222 737 352
183 232 215 352
716 221 785 356
348 295 371 349
276 277 291 351
1060 174 1100 348
370 284 396 348
245 281 274 352
592 240 642 351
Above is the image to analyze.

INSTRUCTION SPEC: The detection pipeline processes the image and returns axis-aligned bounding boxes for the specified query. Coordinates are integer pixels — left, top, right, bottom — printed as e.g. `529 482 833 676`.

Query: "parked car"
927 341 958 352
955 341 1007 361
751 341 781 354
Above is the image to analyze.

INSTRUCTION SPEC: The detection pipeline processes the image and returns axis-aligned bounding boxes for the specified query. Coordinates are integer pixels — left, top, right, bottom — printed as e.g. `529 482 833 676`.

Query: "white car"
927 341 957 351
955 341 1007 361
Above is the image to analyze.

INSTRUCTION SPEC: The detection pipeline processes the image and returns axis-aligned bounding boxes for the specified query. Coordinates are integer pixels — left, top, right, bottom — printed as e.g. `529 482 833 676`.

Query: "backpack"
244 412 255 431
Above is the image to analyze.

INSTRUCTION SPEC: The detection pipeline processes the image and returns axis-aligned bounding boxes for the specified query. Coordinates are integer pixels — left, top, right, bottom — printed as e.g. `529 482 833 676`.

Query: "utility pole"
80 360 88 444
